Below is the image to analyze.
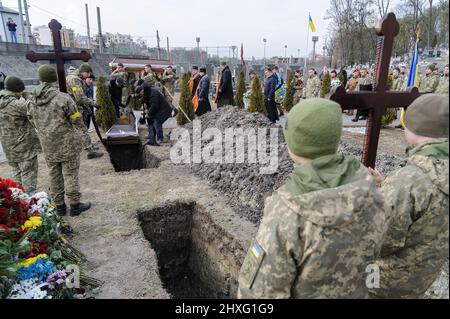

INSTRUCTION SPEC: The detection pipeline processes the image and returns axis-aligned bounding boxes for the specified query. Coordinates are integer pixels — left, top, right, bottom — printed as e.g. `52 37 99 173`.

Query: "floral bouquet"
0 178 101 299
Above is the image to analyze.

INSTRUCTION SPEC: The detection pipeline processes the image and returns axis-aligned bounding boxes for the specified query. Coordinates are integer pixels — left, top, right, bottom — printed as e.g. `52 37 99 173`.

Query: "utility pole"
85 3 91 49
166 37 170 61
96 6 104 53
17 0 26 43
23 0 33 44
156 30 161 60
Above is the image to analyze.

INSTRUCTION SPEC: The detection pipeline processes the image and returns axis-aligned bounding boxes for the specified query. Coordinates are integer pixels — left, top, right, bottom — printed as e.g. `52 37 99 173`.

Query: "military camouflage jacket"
110 69 128 81
358 74 373 87
161 71 177 85
436 75 449 96
418 74 440 93
370 139 449 299
0 90 42 162
304 75 321 98
27 83 85 162
238 166 386 299
391 75 404 91
66 67 95 108
142 71 156 86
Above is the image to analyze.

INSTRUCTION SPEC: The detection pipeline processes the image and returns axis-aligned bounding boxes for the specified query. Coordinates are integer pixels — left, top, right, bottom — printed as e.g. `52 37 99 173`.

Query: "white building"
0 1 24 43
33 25 52 45
33 25 74 47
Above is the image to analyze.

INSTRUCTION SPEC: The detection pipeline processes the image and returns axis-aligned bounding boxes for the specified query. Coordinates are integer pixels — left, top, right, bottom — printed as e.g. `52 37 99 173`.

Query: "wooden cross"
25 19 91 93
330 13 420 168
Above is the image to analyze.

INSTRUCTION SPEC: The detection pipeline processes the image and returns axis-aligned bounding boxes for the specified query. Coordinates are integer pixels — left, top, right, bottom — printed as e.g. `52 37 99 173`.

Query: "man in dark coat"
109 77 125 118
136 85 172 146
217 61 234 107
264 67 279 123
197 67 212 116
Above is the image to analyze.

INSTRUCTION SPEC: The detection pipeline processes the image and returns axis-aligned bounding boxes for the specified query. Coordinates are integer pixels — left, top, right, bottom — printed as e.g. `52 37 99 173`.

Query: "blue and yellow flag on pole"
309 14 317 33
400 27 421 127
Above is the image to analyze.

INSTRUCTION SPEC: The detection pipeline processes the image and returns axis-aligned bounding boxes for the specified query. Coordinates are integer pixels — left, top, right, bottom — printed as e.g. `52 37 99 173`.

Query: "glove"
139 116 146 125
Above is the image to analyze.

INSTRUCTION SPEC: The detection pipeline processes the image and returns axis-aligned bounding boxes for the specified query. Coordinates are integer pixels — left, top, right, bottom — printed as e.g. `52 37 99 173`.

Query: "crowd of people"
0 58 448 299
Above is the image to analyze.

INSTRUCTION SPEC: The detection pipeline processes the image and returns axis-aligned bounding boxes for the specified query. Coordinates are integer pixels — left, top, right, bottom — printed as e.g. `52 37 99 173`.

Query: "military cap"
284 98 342 159
38 65 57 83
79 63 93 74
4 76 25 92
404 94 449 138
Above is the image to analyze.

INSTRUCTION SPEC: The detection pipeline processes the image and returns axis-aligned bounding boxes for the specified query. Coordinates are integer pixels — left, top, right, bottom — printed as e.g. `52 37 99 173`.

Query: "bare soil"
0 118 447 299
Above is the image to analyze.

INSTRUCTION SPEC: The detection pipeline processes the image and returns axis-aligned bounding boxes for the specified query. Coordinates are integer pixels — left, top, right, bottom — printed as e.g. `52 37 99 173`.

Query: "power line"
26 1 158 41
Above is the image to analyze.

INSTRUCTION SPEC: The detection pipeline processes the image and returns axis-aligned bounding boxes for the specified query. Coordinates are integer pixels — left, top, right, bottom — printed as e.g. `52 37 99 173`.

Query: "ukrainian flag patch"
240 242 266 289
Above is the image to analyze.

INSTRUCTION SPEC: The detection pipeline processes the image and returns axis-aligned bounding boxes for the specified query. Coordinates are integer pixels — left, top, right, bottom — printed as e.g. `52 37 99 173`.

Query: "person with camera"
135 84 172 146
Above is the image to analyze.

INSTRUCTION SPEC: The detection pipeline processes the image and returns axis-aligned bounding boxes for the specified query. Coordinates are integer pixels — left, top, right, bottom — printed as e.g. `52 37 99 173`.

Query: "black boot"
70 202 91 217
351 117 359 122
56 204 67 216
87 150 104 159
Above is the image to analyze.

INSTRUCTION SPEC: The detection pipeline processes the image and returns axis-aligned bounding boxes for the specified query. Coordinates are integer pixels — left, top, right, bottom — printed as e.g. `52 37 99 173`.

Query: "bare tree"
376 0 391 18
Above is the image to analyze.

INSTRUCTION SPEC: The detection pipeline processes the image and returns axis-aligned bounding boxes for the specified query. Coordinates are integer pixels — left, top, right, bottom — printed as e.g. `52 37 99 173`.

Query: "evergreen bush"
176 72 196 125
248 75 266 115
95 76 117 131
235 70 246 109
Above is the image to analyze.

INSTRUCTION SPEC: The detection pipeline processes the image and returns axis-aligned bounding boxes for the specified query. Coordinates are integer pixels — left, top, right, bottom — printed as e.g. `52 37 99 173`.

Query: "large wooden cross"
25 19 91 93
330 13 420 168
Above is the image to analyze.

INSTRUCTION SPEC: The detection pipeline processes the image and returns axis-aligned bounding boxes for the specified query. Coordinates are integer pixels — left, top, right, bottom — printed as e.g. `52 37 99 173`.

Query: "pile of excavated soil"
183 106 406 224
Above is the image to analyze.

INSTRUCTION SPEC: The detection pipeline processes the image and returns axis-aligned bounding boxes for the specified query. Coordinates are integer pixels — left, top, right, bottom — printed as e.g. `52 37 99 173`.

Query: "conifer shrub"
283 72 295 112
176 72 196 126
95 76 117 131
248 75 266 115
235 69 246 109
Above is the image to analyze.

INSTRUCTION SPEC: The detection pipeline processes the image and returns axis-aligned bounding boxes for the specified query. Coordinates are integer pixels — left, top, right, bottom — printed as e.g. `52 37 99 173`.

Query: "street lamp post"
263 38 267 68
284 45 287 59
196 37 201 65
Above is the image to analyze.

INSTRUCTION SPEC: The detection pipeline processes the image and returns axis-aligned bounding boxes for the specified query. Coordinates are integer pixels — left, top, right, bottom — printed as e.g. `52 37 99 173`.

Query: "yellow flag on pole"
309 14 317 33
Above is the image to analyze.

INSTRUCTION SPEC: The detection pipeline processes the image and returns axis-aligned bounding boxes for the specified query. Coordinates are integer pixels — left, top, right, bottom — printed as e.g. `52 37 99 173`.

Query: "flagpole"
304 13 310 73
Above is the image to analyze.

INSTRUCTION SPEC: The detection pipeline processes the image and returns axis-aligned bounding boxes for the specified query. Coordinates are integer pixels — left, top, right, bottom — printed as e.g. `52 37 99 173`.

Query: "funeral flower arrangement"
0 178 100 299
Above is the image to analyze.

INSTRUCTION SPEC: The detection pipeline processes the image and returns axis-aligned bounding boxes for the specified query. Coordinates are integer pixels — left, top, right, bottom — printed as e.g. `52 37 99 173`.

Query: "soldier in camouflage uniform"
27 65 92 217
303 68 321 99
141 64 157 87
238 99 386 299
418 64 440 93
391 67 404 92
66 64 103 159
369 94 449 299
0 76 42 193
436 64 449 96
161 66 178 107
352 68 373 122
292 69 304 106
110 63 130 105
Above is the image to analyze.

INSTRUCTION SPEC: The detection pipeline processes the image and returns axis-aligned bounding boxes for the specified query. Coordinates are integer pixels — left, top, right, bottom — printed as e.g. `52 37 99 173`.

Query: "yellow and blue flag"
309 14 317 33
400 27 420 127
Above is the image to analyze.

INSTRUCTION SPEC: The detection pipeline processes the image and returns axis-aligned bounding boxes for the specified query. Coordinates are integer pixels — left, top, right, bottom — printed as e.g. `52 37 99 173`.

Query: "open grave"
138 200 245 299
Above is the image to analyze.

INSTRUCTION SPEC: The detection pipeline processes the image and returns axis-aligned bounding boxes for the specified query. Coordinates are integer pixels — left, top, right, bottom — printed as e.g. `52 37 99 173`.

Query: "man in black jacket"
6 18 18 43
264 67 279 123
136 84 172 146
109 77 125 118
217 61 234 107
197 67 212 116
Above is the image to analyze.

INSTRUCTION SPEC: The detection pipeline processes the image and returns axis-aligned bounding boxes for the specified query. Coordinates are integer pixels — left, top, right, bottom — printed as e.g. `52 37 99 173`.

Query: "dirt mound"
182 106 406 224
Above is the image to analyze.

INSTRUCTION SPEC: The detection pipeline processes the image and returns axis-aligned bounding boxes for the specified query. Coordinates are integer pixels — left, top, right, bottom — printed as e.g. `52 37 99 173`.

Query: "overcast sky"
3 0 399 58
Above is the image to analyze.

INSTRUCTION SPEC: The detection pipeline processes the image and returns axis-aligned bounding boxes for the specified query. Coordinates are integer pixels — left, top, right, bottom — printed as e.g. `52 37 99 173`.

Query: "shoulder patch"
240 242 266 289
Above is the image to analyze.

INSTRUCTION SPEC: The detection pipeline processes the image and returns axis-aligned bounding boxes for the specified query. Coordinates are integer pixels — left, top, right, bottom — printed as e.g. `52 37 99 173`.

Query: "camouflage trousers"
46 156 81 206
9 156 39 193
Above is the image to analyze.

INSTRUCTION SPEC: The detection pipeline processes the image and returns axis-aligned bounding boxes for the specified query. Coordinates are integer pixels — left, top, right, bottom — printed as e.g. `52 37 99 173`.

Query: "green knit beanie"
38 65 58 83
79 63 93 73
4 76 25 92
284 98 343 159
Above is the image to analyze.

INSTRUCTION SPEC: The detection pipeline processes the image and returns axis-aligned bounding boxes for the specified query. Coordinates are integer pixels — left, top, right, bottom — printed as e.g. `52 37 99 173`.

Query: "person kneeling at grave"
135 84 172 146
368 94 449 299
238 98 386 299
